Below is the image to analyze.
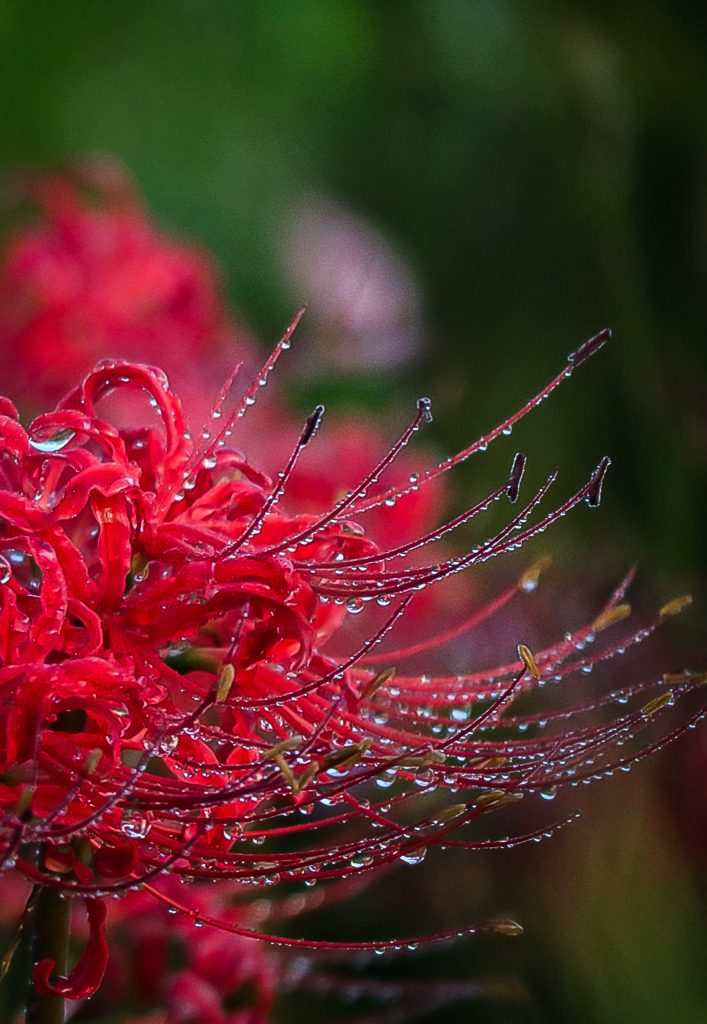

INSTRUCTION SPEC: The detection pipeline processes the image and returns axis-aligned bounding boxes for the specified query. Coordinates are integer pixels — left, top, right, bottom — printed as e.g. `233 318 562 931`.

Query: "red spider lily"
0 158 254 421
0 319 702 1007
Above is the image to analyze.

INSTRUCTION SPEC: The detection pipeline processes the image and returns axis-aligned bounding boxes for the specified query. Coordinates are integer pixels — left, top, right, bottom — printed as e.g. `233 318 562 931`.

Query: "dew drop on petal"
29 428 76 453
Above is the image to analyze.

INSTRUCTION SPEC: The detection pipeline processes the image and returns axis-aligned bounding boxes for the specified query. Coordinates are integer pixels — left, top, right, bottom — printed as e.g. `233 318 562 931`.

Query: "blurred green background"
0 1 706 1021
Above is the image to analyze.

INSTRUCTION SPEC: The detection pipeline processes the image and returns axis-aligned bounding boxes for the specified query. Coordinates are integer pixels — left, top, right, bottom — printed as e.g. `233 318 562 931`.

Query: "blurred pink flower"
281 197 423 371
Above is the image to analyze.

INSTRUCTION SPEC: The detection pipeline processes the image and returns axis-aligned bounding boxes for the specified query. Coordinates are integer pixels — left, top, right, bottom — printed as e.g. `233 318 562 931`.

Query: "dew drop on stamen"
400 848 427 864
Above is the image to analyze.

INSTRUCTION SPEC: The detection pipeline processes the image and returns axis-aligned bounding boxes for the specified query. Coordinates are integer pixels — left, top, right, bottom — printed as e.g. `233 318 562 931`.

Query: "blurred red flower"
0 158 254 422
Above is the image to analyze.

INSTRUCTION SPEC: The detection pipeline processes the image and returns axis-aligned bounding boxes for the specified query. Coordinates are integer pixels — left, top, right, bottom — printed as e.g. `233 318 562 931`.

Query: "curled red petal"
32 898 108 1000
95 839 139 879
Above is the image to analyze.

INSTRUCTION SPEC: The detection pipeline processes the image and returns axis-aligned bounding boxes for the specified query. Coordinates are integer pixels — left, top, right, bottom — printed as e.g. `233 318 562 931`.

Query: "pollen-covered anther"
273 754 320 796
361 667 396 699
592 603 631 632
432 803 467 824
659 595 693 619
321 739 372 771
491 919 524 937
262 736 305 759
398 749 446 768
663 671 707 687
474 790 524 809
84 748 103 776
641 691 675 716
214 664 236 703
468 756 509 770
517 643 541 679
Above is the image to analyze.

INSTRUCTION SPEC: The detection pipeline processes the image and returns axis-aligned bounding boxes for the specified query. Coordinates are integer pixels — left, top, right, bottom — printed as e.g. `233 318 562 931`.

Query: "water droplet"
540 785 557 801
351 853 374 868
400 848 427 865
121 812 151 839
29 428 76 453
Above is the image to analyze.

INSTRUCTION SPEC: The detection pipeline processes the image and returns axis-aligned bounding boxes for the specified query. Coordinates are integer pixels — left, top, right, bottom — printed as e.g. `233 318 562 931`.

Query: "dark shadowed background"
0 2 706 1021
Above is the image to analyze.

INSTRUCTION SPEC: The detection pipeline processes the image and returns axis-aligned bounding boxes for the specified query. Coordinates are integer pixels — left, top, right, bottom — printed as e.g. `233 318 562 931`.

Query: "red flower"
0 158 254 422
0 323 701 1003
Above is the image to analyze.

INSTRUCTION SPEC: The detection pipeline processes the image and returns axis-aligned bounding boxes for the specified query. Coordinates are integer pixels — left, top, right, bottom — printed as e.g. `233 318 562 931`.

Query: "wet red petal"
33 898 108 999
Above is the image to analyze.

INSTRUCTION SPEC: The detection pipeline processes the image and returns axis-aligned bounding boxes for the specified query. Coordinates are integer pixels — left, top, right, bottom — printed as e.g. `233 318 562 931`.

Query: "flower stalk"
25 882 70 1024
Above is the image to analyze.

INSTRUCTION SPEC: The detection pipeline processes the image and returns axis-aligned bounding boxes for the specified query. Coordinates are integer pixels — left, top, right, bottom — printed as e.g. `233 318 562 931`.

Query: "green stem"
25 885 70 1024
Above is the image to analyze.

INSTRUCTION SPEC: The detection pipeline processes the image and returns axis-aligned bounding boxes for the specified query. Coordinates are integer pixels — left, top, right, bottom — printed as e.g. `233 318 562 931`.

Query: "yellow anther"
492 919 524 936
663 671 707 687
214 664 235 703
398 749 446 768
84 748 102 776
273 753 297 792
592 603 631 633
641 691 674 716
361 667 396 700
517 644 541 679
468 755 509 770
322 739 372 771
432 803 467 824
273 752 320 796
474 789 523 809
659 594 692 619
293 761 321 795
262 736 304 759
